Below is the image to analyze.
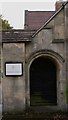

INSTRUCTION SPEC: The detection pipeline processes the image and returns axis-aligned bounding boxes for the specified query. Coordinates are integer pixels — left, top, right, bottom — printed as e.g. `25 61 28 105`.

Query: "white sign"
5 63 23 76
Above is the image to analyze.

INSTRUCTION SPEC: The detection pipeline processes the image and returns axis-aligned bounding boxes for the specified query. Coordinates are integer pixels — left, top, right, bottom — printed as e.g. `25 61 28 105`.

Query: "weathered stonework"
0 1 68 113
2 43 26 113
65 3 68 104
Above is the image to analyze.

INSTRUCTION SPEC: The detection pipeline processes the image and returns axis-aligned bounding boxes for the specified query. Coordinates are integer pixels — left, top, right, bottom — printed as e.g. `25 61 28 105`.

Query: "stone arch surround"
26 50 67 111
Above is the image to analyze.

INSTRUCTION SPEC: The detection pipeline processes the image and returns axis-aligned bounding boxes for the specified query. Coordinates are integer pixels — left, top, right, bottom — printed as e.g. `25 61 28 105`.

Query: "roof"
32 1 68 38
2 29 36 43
2 1 68 42
24 10 55 30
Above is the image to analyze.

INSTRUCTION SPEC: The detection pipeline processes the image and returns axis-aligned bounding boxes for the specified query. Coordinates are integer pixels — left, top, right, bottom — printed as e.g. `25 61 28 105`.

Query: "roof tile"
24 11 55 30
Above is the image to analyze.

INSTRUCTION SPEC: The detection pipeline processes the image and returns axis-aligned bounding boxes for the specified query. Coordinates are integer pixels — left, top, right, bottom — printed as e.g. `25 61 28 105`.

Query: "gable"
32 1 68 38
24 10 55 30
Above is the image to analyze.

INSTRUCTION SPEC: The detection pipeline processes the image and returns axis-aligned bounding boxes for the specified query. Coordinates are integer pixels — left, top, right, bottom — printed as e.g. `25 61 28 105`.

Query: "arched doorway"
30 56 57 106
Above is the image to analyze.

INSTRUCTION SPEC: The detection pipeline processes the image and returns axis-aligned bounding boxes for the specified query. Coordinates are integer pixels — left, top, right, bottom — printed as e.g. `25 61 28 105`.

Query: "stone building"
0 1 68 113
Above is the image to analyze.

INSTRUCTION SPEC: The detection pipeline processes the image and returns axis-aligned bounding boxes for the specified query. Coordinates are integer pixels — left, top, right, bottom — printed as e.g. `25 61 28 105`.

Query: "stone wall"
0 44 2 118
2 2 68 113
0 44 1 104
3 43 26 113
65 3 68 104
25 5 67 110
